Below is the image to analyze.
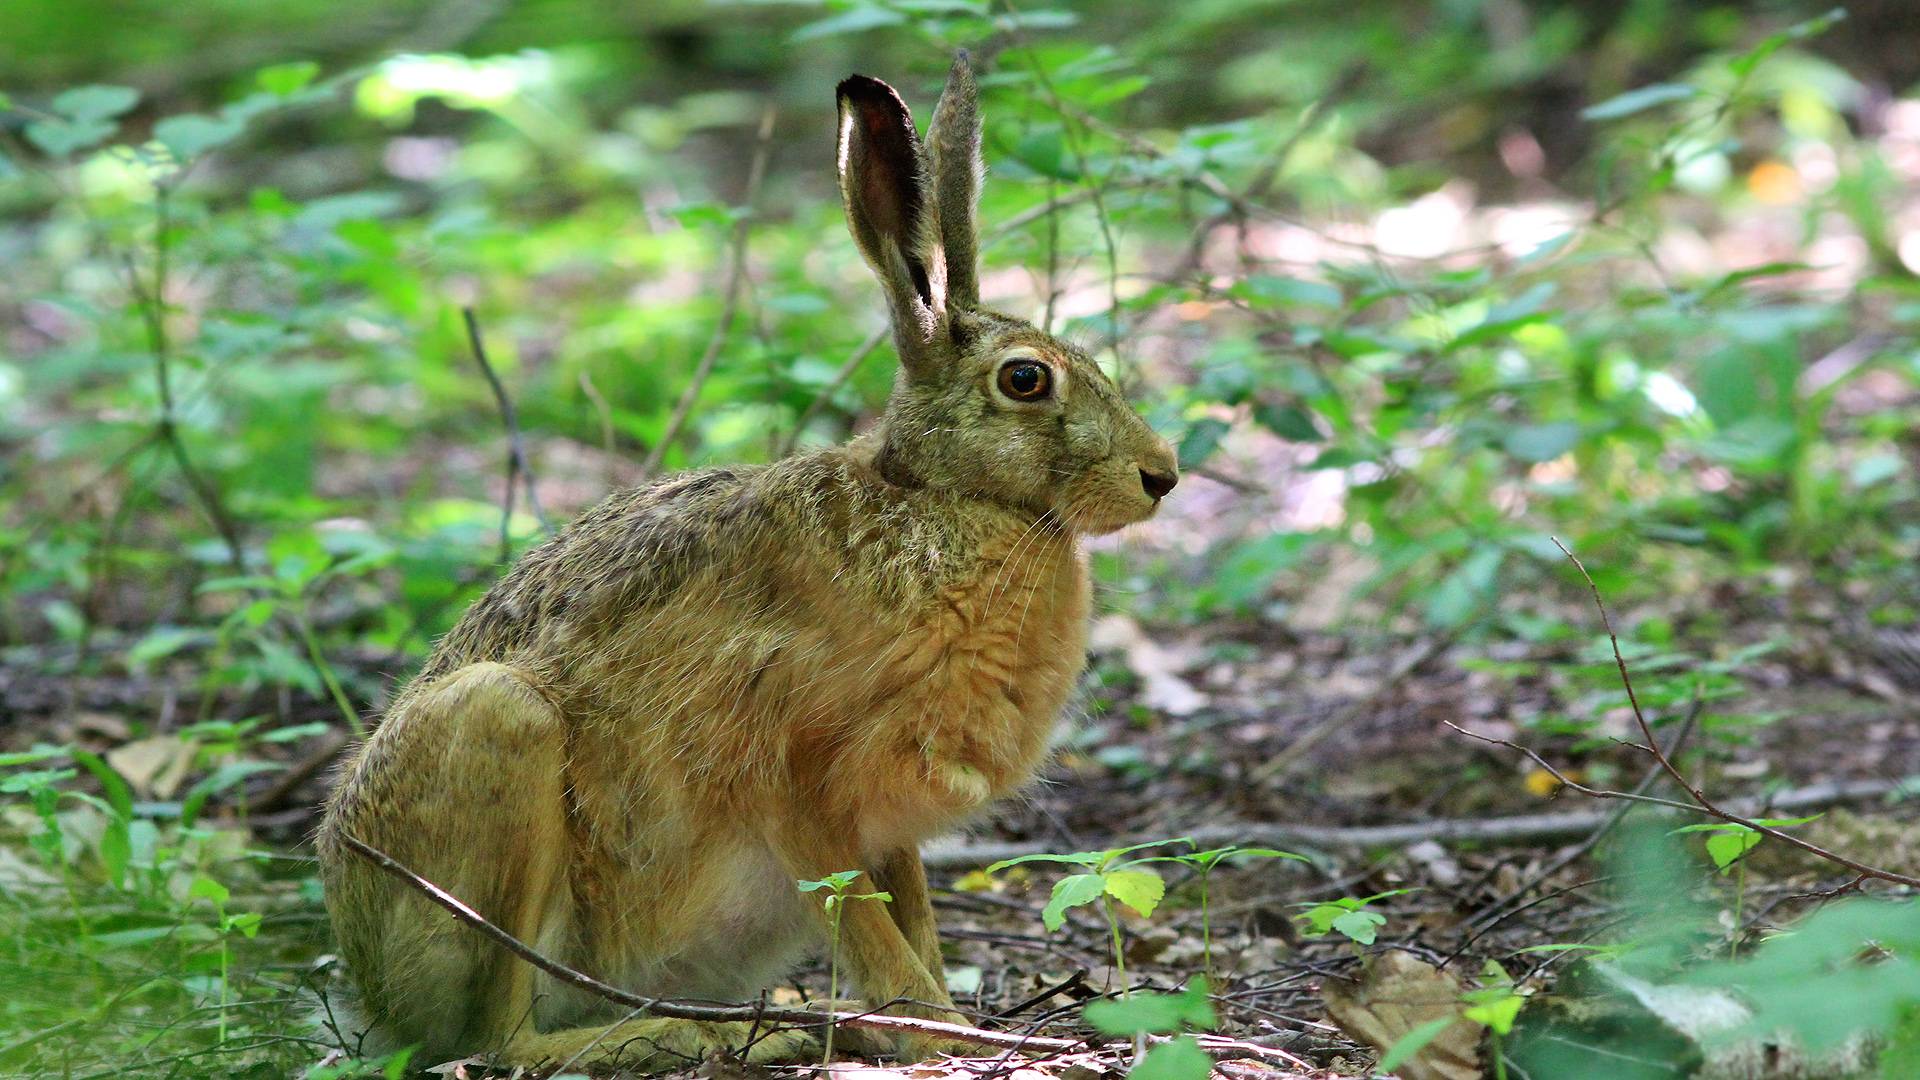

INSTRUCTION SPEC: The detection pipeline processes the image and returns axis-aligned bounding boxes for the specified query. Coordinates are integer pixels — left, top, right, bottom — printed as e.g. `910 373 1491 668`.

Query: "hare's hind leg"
319 662 574 1061
320 663 819 1072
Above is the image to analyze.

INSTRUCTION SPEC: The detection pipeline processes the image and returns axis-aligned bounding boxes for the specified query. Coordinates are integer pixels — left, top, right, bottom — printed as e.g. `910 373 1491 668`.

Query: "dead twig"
921 777 1908 870
779 324 887 457
641 106 776 477
134 184 246 571
1449 537 1920 890
1457 694 1705 941
336 833 1084 1054
461 307 552 562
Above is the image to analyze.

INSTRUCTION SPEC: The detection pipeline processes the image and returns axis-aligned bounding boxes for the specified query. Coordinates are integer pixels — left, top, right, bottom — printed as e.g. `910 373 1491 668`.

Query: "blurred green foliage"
2 0 1918 1075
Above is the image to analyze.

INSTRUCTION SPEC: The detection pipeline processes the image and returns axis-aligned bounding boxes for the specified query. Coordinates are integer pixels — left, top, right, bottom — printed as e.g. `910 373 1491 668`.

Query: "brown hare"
316 53 1177 1072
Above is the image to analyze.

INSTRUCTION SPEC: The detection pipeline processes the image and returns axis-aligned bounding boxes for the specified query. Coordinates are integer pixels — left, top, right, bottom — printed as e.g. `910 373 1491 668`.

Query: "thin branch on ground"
921 776 1906 869
461 306 552 561
1444 537 1920 890
642 105 776 477
336 834 1084 1054
1458 695 1705 941
779 324 887 457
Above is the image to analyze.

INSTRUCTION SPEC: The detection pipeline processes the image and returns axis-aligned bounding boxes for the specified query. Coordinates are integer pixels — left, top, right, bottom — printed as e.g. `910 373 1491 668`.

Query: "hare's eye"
997 361 1052 402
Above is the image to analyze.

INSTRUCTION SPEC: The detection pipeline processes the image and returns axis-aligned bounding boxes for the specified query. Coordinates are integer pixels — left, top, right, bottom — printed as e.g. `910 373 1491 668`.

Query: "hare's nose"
1140 468 1178 500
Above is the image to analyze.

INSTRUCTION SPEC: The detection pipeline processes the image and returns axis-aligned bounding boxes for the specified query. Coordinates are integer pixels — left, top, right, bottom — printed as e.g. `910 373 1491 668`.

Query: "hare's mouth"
1058 490 1162 536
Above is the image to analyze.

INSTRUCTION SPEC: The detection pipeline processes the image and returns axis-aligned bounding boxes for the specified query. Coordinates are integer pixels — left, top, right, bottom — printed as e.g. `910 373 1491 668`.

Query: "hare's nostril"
1139 468 1178 499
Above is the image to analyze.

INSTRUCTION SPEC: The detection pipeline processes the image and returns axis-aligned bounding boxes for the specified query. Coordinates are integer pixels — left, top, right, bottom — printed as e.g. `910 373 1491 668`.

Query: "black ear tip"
954 48 971 65
837 74 901 108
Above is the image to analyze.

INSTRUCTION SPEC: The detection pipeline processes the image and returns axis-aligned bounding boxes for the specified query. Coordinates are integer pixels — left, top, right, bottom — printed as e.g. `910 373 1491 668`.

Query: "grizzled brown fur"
316 54 1177 1071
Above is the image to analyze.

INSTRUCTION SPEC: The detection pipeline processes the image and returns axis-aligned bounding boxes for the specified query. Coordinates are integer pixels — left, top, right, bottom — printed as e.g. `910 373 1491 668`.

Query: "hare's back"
416 465 779 682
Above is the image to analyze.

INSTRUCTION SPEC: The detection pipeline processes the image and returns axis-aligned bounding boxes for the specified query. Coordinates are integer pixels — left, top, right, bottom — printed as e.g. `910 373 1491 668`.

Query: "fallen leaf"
1322 951 1479 1080
105 736 198 798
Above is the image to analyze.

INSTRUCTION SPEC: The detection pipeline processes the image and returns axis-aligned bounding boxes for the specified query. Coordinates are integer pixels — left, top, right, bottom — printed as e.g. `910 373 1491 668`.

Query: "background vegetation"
2 1 1917 1077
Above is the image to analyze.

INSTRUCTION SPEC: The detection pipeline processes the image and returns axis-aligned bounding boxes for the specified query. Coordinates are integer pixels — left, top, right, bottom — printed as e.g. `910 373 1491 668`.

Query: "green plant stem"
1103 895 1128 997
1732 859 1746 959
1199 869 1214 982
294 609 363 737
823 899 841 1066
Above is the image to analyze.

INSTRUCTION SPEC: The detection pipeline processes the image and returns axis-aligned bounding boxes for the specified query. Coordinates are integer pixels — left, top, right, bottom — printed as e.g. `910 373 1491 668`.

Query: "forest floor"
6 567 1916 1079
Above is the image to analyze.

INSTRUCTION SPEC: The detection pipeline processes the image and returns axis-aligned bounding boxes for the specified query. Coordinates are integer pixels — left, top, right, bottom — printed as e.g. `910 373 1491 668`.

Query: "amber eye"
996 360 1052 401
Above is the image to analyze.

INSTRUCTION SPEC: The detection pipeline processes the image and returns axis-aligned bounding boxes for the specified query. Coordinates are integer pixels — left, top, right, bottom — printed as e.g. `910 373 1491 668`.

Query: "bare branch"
920 777 1905 869
1517 537 1920 889
462 306 551 562
642 106 776 477
135 184 246 571
336 833 1085 1054
780 324 887 457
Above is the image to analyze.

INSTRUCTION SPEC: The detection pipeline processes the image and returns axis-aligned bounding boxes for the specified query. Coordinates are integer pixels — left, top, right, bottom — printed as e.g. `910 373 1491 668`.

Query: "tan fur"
315 57 1176 1073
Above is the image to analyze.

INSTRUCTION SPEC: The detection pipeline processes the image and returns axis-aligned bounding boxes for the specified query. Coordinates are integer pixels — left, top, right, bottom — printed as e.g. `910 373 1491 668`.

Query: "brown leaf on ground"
1321 952 1478 1080
105 735 197 798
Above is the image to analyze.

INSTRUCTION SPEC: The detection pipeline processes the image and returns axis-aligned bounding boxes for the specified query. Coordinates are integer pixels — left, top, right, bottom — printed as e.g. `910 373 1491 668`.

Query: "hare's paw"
892 1008 979 1064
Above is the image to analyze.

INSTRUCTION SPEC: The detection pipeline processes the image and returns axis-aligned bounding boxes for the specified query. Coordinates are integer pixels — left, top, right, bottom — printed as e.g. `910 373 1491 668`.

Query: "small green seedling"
1167 846 1308 978
797 870 892 1064
1084 977 1216 1080
988 838 1192 994
1293 889 1414 946
190 874 261 1043
1378 960 1530 1080
1672 814 1818 956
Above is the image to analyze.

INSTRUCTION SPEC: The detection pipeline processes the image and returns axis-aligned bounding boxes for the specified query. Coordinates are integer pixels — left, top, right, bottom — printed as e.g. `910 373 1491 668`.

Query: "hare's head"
837 56 1177 536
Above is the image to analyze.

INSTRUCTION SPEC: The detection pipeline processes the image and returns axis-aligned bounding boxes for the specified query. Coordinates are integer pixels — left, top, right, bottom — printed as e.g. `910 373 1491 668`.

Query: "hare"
316 53 1177 1072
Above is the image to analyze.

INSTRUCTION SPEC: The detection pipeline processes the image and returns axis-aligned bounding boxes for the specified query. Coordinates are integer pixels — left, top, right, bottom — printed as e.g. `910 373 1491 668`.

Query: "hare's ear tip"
953 47 971 65
837 74 899 106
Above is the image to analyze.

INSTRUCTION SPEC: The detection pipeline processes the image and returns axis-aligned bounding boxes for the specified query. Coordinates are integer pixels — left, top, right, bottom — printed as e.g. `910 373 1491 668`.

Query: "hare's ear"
837 74 946 374
926 51 983 309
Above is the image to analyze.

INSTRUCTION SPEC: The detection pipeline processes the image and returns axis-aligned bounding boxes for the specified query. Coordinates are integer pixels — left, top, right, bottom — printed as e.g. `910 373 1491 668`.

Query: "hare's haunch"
316 53 1177 1071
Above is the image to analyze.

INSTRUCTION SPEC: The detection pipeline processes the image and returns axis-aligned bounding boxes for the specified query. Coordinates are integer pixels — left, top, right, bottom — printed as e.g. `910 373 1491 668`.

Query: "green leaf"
1704 828 1762 871
1085 980 1216 1036
1504 421 1581 463
180 761 284 827
189 875 231 907
25 117 116 157
791 7 906 42
987 851 1105 873
224 911 264 939
1330 909 1386 945
70 749 133 820
98 818 131 888
1041 873 1109 931
128 626 205 673
1729 8 1845 79
1581 83 1696 122
1463 993 1524 1035
155 112 245 159
1128 1034 1212 1080
1103 868 1166 918
256 61 321 96
797 869 864 893
1252 402 1323 443
1011 129 1073 180
1378 1016 1460 1072
1236 275 1342 310
1177 418 1231 471
51 84 140 121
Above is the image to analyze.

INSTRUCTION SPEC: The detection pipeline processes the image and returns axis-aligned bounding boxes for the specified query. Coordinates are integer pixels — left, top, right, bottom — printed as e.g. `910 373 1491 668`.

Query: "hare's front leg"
773 832 969 1060
872 847 947 985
